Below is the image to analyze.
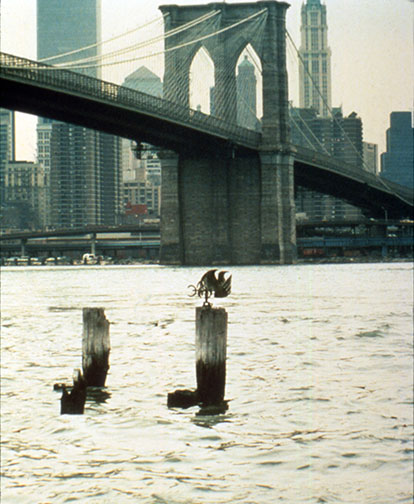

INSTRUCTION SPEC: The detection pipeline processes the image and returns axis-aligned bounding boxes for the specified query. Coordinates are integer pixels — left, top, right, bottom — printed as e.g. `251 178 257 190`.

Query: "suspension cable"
57 10 220 68
39 14 167 63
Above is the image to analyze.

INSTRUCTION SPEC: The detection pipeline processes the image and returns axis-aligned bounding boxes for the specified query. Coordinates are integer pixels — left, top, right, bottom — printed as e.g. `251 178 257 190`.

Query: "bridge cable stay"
285 29 403 199
53 10 220 69
38 13 168 63
51 8 267 71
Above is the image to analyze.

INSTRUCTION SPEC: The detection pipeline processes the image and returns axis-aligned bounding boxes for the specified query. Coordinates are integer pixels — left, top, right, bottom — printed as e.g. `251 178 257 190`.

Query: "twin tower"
158 1 296 265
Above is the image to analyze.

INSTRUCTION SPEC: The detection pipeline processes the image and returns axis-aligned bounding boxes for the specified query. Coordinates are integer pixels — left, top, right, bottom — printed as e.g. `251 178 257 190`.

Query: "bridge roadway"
0 52 412 220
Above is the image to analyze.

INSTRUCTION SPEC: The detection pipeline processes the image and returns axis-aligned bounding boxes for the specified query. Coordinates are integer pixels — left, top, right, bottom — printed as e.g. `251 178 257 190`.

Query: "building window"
311 28 319 50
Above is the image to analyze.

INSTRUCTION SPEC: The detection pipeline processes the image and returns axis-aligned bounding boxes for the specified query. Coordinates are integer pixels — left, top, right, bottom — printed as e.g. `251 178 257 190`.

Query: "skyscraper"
37 0 101 79
299 0 332 117
381 112 414 188
37 0 121 228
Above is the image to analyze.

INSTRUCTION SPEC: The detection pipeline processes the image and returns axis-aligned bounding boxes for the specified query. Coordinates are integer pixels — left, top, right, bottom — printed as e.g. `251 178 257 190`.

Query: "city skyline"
1 0 413 160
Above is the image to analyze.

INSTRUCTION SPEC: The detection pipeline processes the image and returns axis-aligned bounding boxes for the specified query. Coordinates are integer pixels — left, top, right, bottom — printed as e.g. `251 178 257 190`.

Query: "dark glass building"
381 112 414 189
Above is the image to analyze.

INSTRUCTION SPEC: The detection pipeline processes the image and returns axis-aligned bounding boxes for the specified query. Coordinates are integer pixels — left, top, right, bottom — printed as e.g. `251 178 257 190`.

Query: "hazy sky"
1 0 413 160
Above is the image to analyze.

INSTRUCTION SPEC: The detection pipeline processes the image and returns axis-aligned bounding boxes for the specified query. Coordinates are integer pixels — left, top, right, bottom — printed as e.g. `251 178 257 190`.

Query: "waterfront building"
123 180 160 218
0 108 15 204
2 161 47 230
380 111 414 188
299 0 332 117
37 0 122 228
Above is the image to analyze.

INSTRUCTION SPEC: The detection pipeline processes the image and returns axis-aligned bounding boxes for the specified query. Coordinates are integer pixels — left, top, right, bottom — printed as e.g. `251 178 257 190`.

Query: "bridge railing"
293 145 412 199
0 52 260 149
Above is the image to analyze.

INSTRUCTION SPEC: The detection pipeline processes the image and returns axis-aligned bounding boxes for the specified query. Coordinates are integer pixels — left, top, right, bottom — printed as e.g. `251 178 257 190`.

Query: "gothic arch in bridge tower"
235 43 263 131
189 46 215 114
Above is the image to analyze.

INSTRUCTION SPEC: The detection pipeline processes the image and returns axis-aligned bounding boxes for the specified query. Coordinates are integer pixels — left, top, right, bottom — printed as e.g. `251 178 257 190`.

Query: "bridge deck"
0 51 412 218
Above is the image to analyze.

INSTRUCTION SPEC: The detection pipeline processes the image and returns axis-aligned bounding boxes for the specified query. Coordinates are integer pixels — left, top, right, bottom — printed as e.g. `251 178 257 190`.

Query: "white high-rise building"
299 0 332 117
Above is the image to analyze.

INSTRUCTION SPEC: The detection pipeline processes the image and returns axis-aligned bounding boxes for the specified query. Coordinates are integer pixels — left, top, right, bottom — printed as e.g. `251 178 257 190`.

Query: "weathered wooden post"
196 305 227 405
168 270 231 413
82 307 110 387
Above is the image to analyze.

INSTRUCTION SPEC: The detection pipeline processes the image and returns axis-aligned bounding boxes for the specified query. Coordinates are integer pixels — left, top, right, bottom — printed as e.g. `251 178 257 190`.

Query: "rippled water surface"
1 263 413 503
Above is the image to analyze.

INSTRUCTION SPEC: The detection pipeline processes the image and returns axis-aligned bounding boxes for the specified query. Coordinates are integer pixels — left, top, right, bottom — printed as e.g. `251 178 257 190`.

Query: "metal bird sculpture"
188 269 232 305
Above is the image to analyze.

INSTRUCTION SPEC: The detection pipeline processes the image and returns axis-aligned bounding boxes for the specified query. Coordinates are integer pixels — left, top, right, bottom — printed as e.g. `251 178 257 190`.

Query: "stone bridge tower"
159 1 296 265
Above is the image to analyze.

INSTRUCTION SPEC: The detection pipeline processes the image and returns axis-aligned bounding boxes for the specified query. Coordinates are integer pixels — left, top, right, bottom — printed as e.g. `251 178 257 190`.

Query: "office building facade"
299 0 332 117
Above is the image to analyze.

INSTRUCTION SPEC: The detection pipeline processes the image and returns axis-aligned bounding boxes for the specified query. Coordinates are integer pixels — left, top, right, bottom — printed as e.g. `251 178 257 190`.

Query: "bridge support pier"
160 150 296 266
260 151 296 264
159 150 182 264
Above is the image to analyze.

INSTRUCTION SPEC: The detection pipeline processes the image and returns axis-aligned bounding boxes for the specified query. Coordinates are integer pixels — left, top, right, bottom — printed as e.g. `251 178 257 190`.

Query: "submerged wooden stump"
60 369 86 414
196 305 227 406
82 307 110 387
167 389 199 409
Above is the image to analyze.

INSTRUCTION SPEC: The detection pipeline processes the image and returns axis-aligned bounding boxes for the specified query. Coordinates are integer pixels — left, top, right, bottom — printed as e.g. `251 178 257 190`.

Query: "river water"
1 262 413 504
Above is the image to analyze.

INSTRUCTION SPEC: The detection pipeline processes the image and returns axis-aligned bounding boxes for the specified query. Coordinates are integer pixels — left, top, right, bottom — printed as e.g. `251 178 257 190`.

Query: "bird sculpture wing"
214 271 232 298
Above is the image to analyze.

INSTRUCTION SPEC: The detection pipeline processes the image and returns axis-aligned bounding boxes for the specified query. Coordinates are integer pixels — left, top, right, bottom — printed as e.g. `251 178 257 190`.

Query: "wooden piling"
196 305 227 406
82 307 110 387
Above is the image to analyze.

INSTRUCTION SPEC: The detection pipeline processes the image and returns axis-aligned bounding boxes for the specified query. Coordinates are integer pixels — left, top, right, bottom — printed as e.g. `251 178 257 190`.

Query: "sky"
1 0 413 161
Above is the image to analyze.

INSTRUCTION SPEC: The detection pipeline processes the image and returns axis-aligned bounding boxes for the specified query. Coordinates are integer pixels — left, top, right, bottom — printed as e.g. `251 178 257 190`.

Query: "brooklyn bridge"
1 1 412 265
